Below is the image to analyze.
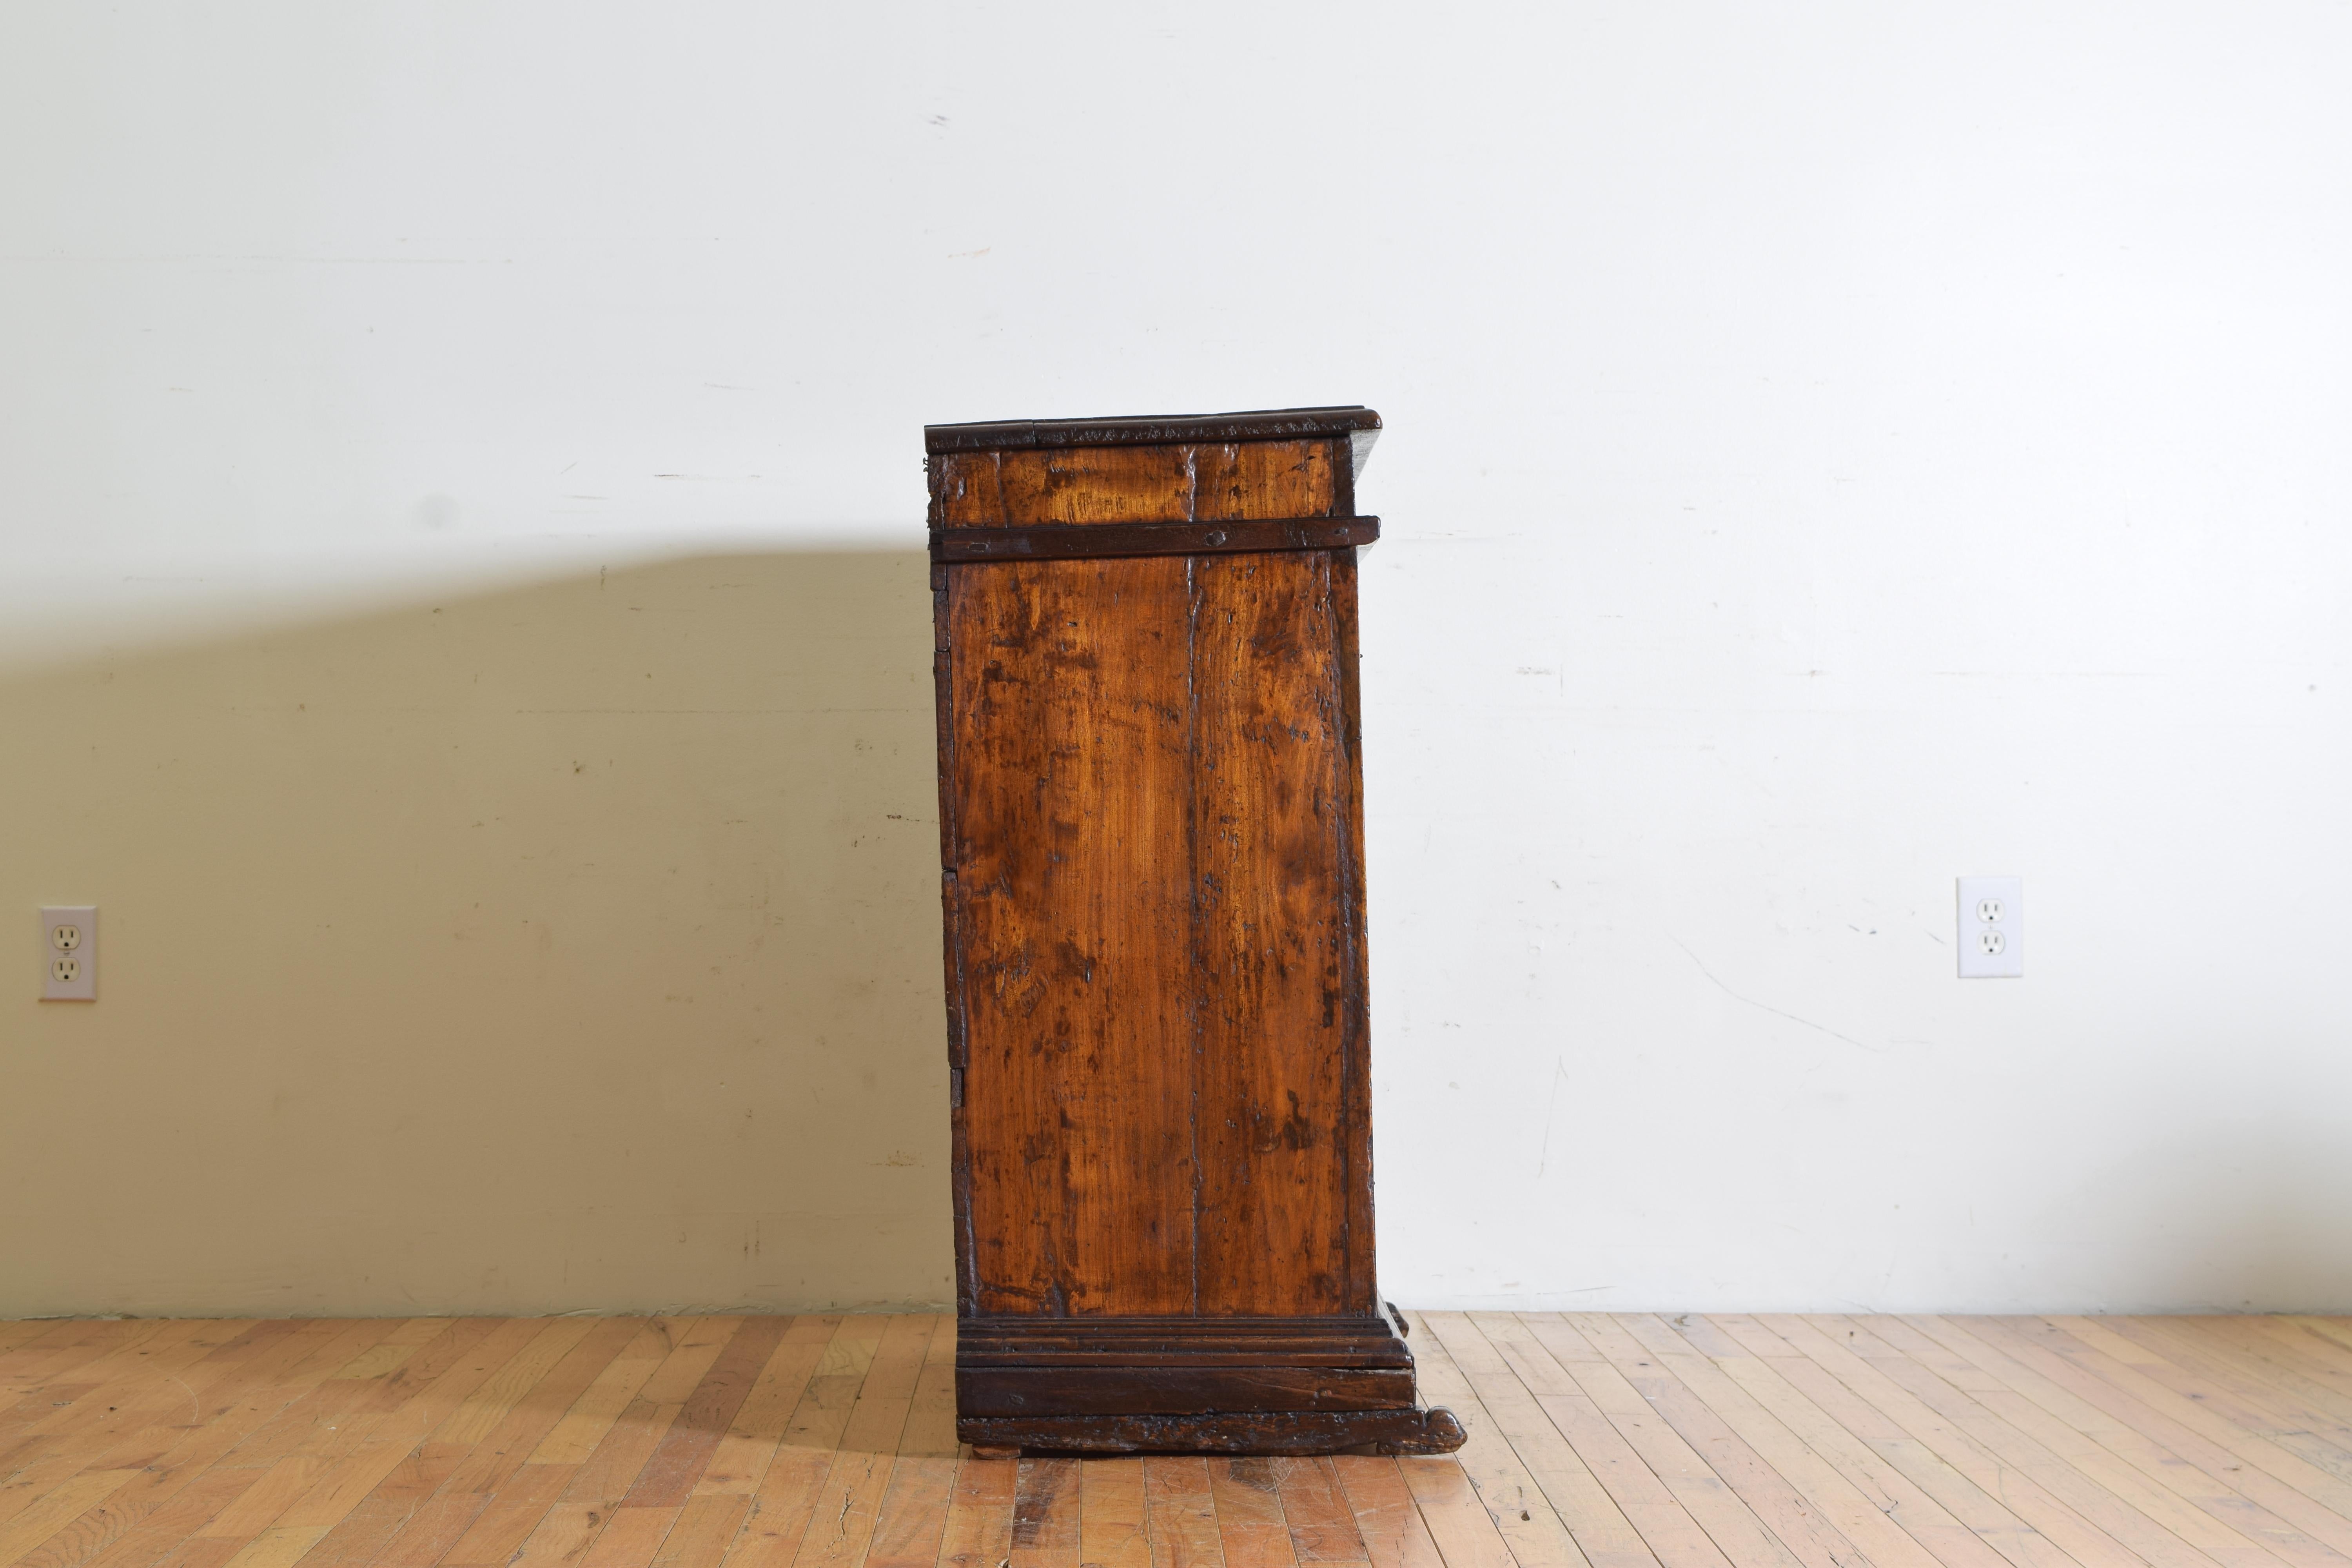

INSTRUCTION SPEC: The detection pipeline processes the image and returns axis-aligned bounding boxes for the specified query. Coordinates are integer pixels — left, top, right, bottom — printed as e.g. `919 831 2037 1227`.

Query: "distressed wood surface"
929 413 1406 1450
932 425 1361 1330
931 441 1336 529
954 1319 1411 1368
2 1315 2347 1567
934 517 1377 563
924 407 1379 455
1185 544 1356 1319
946 550 1203 1319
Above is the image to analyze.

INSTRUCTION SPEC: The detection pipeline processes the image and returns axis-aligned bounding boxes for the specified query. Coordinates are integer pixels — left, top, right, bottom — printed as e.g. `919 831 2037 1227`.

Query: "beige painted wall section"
0 550 954 1316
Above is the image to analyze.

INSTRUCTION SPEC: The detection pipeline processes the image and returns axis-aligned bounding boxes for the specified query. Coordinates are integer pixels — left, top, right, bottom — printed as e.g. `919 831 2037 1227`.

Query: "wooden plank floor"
2 1314 2349 1568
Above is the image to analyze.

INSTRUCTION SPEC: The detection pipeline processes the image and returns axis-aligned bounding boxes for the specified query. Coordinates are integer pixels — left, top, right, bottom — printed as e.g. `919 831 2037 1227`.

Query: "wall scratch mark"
1536 1056 1570 1179
1672 937 1882 1053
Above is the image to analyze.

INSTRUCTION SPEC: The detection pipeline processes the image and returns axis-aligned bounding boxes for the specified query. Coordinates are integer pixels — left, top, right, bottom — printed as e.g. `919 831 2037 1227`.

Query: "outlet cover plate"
40 906 96 1001
1956 877 2021 978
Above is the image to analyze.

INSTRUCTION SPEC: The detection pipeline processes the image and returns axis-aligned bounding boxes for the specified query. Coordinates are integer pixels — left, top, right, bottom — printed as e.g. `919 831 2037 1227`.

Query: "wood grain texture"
930 413 1413 1451
931 441 1334 529
1142 1457 1225 1568
1188 547 1355 1318
934 517 1377 564
955 1368 1415 1418
952 1409 1468 1458
955 1319 1409 1368
5 1314 2352 1567
1206 1459 1298 1568
947 552 1202 1319
626 1319 790 1509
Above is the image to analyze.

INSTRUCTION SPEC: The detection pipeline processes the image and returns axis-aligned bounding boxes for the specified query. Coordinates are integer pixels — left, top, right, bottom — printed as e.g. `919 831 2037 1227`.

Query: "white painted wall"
5 2 2349 1313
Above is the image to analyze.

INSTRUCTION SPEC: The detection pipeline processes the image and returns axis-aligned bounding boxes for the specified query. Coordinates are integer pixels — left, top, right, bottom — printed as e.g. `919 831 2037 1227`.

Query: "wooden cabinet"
926 407 1462 1456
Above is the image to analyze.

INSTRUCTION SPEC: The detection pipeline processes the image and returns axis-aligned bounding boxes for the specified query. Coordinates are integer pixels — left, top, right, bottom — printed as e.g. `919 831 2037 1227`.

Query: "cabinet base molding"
957 1314 1427 1424
956 1405 1467 1457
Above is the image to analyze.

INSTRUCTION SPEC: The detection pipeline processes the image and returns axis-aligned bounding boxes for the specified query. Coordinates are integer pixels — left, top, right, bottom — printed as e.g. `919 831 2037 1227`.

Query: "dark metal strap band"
934 515 1379 564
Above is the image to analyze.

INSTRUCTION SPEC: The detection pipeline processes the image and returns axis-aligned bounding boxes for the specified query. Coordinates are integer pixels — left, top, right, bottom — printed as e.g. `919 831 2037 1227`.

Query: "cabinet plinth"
927 406 1458 1456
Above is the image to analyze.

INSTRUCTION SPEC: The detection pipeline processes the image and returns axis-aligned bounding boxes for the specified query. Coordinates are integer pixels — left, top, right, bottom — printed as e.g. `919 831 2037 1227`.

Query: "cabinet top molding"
924 405 1382 454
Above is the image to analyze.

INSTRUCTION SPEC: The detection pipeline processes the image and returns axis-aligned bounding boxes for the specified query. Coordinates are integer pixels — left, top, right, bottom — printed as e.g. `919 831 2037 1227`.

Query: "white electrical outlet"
1956 878 2021 978
40 907 96 1001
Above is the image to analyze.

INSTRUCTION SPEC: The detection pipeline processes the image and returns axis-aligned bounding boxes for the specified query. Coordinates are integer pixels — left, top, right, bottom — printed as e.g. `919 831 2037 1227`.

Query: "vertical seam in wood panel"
1326 552 1357 1304
1045 567 1069 1314
1326 438 1363 1310
936 565 979 1318
1184 553 1205 1318
1329 545 1376 1312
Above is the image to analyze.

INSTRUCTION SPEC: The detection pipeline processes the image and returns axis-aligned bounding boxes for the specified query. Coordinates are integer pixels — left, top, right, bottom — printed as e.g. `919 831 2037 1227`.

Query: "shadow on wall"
0 550 953 1317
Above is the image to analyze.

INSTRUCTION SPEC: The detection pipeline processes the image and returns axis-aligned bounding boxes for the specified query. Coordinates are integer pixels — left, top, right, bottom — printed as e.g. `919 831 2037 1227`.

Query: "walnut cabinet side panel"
924 415 1457 1455
936 543 1370 1319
